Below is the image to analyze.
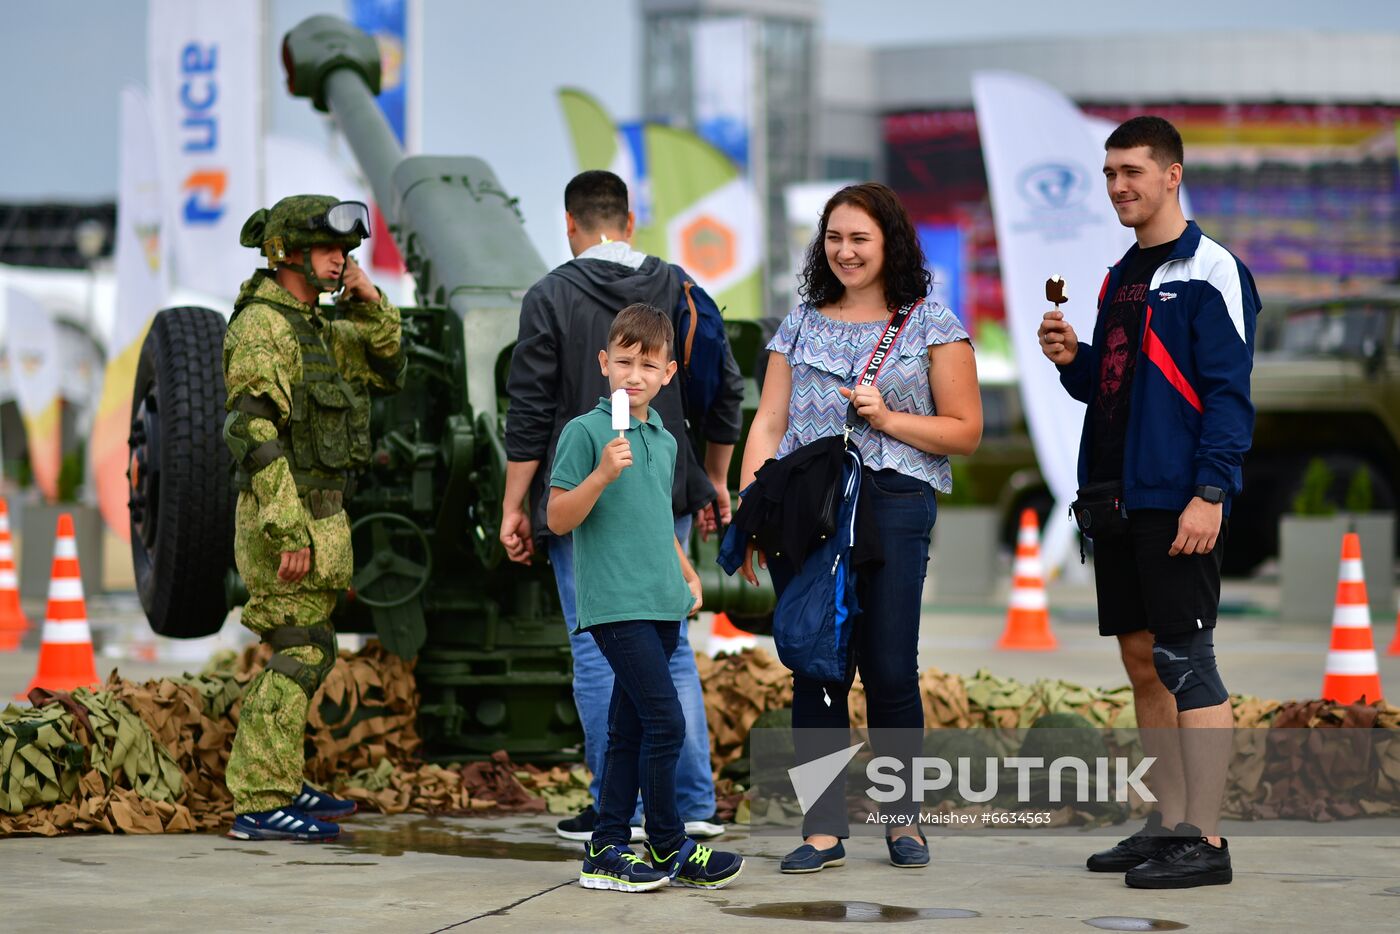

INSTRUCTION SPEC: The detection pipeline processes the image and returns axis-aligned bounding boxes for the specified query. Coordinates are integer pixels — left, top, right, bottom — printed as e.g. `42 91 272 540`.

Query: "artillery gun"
127 15 773 761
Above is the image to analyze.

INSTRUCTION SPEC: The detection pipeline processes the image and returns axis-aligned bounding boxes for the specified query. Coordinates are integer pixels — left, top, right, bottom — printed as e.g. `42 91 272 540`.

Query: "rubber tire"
129 307 235 638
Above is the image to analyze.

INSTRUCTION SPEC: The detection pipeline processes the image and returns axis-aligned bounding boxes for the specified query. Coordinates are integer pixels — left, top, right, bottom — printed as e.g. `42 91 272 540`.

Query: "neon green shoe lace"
688 844 712 867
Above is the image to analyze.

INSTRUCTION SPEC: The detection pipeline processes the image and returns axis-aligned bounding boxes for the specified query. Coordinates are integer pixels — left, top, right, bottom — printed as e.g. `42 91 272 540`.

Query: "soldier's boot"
228 806 340 842
293 782 358 820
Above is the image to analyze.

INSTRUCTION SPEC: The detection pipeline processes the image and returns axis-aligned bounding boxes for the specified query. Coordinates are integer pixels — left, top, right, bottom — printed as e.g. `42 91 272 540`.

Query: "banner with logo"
147 0 262 299
92 87 172 538
558 89 765 319
973 71 1136 567
3 288 63 501
348 0 409 274
692 17 753 172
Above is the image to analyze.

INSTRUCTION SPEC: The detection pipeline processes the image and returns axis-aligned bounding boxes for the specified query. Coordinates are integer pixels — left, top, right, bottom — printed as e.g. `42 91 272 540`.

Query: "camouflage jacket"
223 272 404 554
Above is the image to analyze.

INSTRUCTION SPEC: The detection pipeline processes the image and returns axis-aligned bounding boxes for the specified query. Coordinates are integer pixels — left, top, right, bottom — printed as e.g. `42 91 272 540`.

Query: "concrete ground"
3 813 1397 933
2 574 1400 932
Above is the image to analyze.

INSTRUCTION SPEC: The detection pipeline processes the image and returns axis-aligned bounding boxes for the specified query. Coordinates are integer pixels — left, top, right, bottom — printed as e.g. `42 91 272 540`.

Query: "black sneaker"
579 843 669 893
684 813 725 838
556 805 646 842
648 839 744 889
1086 811 1174 872
1125 823 1232 889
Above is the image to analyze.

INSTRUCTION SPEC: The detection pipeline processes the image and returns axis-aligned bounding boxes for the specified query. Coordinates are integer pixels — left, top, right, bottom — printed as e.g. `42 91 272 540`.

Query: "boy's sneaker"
1125 824 1232 889
227 807 339 842
579 843 669 892
684 813 725 838
292 782 357 820
555 805 646 843
648 839 743 889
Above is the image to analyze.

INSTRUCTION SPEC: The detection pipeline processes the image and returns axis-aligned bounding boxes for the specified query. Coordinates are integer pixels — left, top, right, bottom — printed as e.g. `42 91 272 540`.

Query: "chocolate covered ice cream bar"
1045 275 1067 305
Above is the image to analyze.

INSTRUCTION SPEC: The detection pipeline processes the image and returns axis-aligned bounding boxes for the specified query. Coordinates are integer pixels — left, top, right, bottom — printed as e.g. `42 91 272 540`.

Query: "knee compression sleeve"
1152 628 1228 712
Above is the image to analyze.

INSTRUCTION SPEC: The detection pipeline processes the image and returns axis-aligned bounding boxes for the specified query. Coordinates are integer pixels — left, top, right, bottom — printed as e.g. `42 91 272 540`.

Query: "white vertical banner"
972 71 1136 569
693 17 754 172
93 85 172 537
3 288 63 502
147 0 262 298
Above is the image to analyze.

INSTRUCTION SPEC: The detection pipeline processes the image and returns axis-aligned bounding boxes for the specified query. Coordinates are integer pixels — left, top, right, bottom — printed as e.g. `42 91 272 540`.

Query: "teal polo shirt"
550 397 694 632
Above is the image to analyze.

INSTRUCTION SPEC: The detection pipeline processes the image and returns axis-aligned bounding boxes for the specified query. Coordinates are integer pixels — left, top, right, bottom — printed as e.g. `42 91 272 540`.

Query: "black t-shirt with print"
1088 238 1178 482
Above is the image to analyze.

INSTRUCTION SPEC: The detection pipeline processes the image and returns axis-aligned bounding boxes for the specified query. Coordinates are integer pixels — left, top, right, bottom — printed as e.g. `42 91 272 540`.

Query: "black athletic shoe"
556 805 645 842
1086 811 1174 872
557 805 598 841
684 813 725 838
1125 823 1232 889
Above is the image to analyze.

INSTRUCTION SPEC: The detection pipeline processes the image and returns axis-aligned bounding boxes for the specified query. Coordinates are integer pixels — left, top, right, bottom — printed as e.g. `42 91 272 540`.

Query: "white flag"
3 288 63 501
93 86 173 538
973 71 1137 568
147 0 262 298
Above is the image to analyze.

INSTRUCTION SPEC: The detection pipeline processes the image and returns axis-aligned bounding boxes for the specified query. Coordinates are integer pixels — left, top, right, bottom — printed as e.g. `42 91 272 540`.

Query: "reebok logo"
1158 291 1178 302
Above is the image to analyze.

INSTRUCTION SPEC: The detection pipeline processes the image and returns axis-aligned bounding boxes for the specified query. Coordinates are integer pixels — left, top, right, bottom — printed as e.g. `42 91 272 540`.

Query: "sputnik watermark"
786 740 1155 813
865 754 1156 805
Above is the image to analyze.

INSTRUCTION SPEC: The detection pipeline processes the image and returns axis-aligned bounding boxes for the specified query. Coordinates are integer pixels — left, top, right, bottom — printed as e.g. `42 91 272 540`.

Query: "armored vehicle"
1225 293 1400 573
127 16 772 761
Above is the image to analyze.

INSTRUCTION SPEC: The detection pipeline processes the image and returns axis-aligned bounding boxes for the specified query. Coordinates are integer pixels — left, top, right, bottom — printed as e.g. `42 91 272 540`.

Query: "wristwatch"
1194 484 1226 504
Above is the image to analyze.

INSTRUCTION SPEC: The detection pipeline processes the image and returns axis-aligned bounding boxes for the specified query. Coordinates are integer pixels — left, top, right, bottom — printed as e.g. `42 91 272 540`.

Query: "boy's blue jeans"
588 618 686 853
549 516 716 822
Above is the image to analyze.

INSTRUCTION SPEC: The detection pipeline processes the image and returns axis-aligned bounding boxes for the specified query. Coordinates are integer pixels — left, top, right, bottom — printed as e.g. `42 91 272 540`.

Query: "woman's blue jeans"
772 467 937 839
588 619 686 853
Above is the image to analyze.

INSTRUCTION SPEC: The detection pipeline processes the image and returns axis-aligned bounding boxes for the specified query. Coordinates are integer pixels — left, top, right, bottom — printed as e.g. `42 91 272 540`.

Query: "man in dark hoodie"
502 170 745 842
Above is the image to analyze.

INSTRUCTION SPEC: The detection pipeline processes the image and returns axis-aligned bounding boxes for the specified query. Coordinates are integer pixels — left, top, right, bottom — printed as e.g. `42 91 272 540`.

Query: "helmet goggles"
307 201 372 239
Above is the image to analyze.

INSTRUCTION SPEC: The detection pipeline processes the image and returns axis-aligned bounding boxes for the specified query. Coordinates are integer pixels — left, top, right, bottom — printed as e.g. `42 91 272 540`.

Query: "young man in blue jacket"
1038 116 1260 889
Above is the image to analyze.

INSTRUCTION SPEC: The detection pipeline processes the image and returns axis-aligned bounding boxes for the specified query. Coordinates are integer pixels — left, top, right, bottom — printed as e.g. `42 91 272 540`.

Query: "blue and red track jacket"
1057 220 1262 514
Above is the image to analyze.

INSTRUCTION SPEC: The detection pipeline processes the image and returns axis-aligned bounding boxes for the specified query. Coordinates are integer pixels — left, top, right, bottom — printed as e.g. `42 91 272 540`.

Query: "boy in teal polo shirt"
548 303 745 893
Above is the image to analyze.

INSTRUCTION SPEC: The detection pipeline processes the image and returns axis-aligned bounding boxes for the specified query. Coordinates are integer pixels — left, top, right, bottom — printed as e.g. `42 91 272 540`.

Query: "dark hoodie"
505 252 743 546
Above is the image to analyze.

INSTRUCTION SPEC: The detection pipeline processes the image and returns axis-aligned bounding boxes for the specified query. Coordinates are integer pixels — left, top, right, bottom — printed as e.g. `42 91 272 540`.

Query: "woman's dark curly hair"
797 182 931 312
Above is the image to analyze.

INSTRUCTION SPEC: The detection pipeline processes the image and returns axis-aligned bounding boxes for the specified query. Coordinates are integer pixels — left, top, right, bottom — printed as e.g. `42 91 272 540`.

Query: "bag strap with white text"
843 300 920 434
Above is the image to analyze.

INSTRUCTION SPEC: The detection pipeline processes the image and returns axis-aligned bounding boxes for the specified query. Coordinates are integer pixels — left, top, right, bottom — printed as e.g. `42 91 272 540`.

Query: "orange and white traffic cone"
1387 607 1400 657
19 513 99 698
1320 531 1383 704
997 509 1057 651
0 498 30 652
709 612 758 656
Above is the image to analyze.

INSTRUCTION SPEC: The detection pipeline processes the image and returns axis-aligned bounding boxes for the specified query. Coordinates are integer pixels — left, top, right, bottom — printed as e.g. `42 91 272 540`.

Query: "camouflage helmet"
240 195 371 292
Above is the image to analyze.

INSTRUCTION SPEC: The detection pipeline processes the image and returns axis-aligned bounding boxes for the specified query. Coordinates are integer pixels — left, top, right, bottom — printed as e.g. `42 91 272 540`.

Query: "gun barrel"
324 67 405 220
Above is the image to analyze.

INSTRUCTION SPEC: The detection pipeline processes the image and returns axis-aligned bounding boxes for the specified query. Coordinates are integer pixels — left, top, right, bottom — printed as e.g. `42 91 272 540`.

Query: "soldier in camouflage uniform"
223 195 405 842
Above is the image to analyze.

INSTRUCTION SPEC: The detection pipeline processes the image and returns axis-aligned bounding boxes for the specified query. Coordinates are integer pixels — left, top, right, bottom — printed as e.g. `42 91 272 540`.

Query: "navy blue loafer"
886 831 929 868
780 840 846 873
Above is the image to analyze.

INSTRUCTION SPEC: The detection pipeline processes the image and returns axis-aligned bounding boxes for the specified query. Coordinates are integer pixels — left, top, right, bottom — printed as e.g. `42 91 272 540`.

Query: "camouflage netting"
2 644 1398 836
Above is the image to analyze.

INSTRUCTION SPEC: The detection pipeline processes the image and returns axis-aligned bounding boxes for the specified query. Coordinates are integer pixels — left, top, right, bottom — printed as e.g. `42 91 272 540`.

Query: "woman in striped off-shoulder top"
737 182 982 874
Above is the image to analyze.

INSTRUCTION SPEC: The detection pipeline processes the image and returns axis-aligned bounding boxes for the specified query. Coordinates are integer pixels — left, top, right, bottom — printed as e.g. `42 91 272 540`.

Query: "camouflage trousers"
226 589 338 815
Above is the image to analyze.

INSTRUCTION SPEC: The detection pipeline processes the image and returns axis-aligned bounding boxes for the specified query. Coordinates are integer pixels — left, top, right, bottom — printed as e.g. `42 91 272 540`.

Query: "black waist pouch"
1070 480 1129 540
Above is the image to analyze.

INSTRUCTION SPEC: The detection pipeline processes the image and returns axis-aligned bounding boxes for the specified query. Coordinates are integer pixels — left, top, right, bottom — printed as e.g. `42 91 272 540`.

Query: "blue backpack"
670 264 729 435
772 448 863 683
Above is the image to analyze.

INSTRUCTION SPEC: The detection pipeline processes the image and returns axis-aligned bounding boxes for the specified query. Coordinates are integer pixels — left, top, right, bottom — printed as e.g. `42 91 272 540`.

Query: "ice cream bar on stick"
611 388 629 438
1045 275 1068 308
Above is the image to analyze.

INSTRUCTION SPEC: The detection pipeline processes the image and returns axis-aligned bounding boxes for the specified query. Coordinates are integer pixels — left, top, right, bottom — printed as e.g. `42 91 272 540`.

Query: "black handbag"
1070 480 1129 540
